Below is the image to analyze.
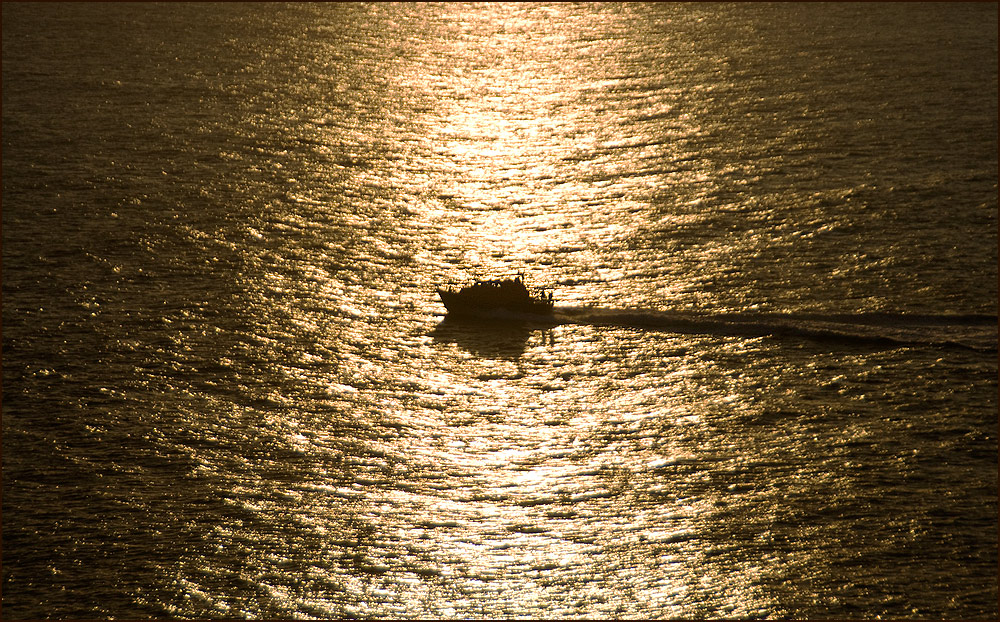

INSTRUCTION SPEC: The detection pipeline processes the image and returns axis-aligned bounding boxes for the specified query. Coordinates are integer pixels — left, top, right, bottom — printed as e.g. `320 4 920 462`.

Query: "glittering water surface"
3 3 997 619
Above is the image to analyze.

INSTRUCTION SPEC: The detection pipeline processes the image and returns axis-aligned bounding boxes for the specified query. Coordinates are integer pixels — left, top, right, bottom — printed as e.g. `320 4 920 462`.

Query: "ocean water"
2 3 997 619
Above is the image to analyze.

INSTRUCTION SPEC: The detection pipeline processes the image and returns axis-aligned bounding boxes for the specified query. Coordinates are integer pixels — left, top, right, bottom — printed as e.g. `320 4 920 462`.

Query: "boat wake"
552 307 998 353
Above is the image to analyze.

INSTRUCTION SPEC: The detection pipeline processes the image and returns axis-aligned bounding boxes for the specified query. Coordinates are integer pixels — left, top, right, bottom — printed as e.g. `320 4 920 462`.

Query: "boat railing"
440 275 552 299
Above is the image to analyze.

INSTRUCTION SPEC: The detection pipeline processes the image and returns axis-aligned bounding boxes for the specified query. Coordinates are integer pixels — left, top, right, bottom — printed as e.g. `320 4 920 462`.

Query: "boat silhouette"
437 275 554 318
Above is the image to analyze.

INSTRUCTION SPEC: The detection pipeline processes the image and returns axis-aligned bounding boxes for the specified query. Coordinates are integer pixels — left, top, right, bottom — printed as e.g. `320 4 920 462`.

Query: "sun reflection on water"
361 3 718 299
90 2 1000 619
1 0 995 619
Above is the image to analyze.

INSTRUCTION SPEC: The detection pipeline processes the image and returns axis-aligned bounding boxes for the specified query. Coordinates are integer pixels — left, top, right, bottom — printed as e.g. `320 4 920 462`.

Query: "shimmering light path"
3 3 996 619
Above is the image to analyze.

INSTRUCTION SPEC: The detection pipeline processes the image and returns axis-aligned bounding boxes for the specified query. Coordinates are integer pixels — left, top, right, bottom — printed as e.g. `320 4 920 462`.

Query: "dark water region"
3 2 997 619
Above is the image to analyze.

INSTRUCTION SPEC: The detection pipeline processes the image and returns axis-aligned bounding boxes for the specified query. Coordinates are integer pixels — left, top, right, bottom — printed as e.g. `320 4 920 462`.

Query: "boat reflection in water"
429 317 542 361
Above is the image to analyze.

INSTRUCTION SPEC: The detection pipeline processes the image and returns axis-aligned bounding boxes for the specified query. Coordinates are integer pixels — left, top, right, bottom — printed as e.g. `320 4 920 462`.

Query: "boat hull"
437 288 553 318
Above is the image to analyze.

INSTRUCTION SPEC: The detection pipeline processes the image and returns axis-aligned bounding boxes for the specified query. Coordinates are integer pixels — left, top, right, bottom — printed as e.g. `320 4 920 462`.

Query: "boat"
437 275 554 317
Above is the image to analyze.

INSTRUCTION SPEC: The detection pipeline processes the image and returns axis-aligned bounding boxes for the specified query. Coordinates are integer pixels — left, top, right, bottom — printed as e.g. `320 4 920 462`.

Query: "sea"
2 3 997 619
